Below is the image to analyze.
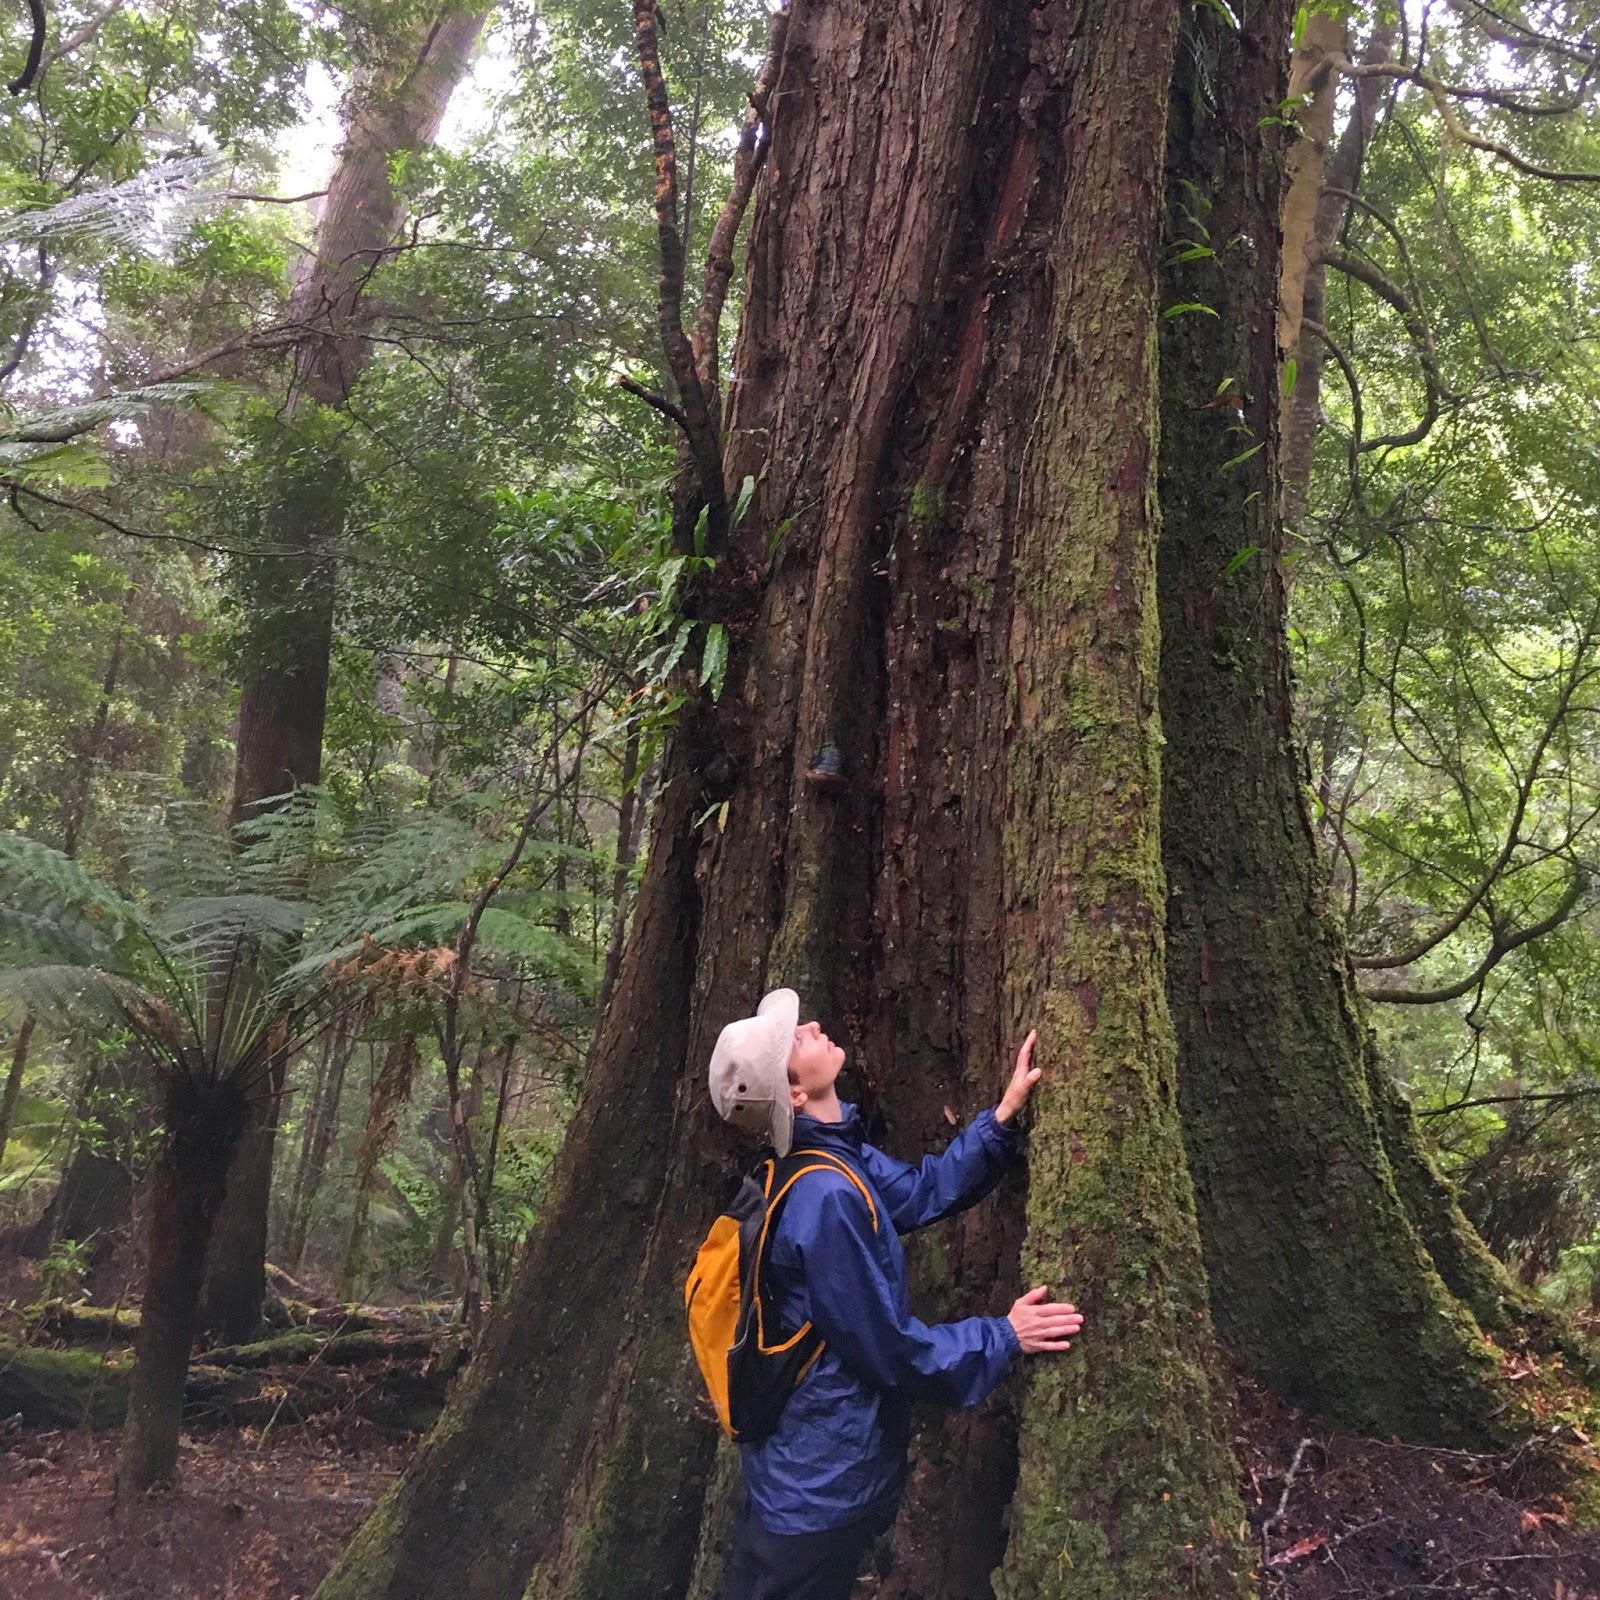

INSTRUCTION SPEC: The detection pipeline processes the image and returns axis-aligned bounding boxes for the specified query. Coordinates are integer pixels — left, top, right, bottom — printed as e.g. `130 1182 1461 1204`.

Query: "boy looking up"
707 989 1083 1600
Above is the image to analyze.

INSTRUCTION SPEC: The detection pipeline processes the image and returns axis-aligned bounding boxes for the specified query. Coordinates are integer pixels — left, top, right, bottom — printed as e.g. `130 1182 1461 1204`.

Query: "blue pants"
719 1491 897 1600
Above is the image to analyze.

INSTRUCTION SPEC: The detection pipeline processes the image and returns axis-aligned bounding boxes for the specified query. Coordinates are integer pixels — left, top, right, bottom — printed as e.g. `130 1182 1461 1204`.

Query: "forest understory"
8 1233 1600 1600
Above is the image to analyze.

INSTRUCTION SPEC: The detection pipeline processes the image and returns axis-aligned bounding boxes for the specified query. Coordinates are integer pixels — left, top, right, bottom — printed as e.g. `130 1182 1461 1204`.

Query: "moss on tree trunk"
1154 3 1503 1445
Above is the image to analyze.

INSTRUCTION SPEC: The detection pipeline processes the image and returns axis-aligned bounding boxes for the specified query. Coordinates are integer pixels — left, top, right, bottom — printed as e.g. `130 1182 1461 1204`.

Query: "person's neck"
800 1089 844 1124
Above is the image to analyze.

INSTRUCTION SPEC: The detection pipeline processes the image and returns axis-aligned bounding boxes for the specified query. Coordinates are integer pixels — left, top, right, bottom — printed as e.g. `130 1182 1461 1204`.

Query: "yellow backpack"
685 1148 878 1442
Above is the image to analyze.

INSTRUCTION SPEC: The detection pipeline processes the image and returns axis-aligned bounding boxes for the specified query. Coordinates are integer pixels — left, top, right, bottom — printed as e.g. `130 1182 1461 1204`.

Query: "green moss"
909 479 944 531
0 1338 131 1428
313 1479 406 1599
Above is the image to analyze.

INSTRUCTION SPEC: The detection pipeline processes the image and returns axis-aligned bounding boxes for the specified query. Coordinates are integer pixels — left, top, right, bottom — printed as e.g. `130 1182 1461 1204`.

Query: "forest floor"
6 1246 1600 1599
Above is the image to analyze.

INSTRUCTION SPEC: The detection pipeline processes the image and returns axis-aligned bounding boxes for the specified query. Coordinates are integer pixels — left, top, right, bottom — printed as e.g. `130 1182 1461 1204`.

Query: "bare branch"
632 0 727 545
1362 868 1589 1005
1418 1084 1600 1118
1334 55 1600 183
616 374 690 434
692 8 786 395
8 0 45 95
224 189 330 206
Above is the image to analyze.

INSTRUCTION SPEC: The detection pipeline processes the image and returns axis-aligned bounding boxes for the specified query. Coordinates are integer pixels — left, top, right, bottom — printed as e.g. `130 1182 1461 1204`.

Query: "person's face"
788 1019 845 1110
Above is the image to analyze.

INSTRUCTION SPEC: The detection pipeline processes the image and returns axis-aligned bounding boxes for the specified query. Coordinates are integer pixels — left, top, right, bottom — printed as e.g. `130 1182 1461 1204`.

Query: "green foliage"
1291 0 1600 1291
33 1236 92 1307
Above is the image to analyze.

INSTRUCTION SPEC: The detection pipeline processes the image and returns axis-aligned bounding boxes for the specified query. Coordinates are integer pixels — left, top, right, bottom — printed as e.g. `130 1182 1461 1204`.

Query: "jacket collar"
792 1102 866 1157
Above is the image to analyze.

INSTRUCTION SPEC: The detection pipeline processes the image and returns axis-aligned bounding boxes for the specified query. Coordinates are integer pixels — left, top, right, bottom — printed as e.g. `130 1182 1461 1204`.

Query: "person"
706 988 1084 1600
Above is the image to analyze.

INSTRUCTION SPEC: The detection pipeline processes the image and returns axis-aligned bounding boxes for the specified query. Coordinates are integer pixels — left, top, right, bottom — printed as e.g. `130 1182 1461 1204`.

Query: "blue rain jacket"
740 1102 1021 1535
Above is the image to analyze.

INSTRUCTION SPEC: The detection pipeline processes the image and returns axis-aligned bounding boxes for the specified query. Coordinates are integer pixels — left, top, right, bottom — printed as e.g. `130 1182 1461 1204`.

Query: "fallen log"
0 1328 459 1433
30 1298 140 1342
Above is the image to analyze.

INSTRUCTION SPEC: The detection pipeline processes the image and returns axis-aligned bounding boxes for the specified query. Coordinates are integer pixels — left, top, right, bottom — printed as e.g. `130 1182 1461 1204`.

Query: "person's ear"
790 1080 807 1113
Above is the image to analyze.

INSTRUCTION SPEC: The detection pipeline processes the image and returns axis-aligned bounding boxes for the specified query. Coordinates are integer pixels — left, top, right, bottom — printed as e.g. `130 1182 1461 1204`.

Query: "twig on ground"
1263 1436 1320 1568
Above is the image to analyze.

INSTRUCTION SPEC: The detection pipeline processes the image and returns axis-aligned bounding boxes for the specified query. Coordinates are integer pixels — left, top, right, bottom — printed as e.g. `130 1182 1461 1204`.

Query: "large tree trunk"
202 9 487 1343
320 3 1249 1597
993 3 1246 1590
118 1075 251 1490
1155 3 1502 1444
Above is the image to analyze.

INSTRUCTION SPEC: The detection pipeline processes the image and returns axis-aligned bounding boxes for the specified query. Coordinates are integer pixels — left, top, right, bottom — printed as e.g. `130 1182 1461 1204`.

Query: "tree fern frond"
0 383 215 446
0 963 161 1039
0 155 230 249
0 832 146 952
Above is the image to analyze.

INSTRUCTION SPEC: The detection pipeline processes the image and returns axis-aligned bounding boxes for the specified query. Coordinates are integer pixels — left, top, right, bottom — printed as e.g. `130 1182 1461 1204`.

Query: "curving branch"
8 0 44 95
1302 318 1362 495
1362 867 1589 1005
1354 599 1600 970
1318 243 1446 452
1334 55 1600 183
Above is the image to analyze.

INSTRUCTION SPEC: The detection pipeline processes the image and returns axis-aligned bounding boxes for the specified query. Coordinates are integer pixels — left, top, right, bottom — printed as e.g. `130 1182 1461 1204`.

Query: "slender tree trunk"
283 1017 354 1271
1279 17 1396 525
596 724 645 1023
1155 2 1501 1444
60 631 124 857
118 1075 251 1490
321 3 1249 1596
204 9 487 1340
339 1032 420 1302
0 1016 35 1173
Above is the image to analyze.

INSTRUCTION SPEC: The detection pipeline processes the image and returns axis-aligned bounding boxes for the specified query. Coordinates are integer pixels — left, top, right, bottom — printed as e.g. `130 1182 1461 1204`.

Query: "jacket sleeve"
858 1109 1018 1234
790 1178 1020 1406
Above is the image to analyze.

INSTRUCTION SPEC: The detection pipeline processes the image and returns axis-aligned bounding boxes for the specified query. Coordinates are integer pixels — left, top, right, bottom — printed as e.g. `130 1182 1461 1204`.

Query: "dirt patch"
0 1423 412 1600
1239 1374 1600 1599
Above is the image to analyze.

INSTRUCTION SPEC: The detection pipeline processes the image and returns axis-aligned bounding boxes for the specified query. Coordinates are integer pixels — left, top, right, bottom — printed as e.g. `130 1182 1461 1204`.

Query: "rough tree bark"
320 2 1250 1597
1155 2 1503 1443
200 9 486 1343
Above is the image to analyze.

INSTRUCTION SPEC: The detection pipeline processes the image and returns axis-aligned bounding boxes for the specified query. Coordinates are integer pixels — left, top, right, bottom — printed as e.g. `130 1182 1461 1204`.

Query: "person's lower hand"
1007 1285 1084 1354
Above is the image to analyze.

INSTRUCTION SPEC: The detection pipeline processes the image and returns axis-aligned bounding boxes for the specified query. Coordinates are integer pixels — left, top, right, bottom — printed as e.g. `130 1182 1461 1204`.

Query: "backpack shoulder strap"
767 1149 879 1235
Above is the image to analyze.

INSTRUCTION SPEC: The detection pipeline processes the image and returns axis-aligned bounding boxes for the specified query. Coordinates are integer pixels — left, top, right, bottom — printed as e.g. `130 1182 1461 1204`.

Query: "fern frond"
0 155 230 249
0 832 147 957
0 963 159 1037
0 383 215 446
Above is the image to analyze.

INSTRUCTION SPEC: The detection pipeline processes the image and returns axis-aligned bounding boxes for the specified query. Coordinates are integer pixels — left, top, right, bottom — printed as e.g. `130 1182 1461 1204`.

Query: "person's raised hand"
1006 1286 1083 1354
996 1029 1040 1125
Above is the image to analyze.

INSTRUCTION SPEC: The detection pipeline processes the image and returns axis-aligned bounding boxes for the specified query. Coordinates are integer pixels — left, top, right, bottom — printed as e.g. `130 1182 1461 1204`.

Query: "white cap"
707 988 799 1155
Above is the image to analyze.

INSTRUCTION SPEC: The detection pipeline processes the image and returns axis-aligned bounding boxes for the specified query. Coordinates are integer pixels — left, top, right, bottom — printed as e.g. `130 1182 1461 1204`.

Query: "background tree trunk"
118 1075 251 1490
320 2 1251 1595
0 1015 35 1173
17 1049 143 1267
1155 0 1502 1444
202 9 487 1343
1278 16 1396 526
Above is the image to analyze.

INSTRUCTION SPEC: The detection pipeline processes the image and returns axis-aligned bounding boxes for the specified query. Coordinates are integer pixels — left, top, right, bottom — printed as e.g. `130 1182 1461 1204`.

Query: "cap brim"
757 988 798 1154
